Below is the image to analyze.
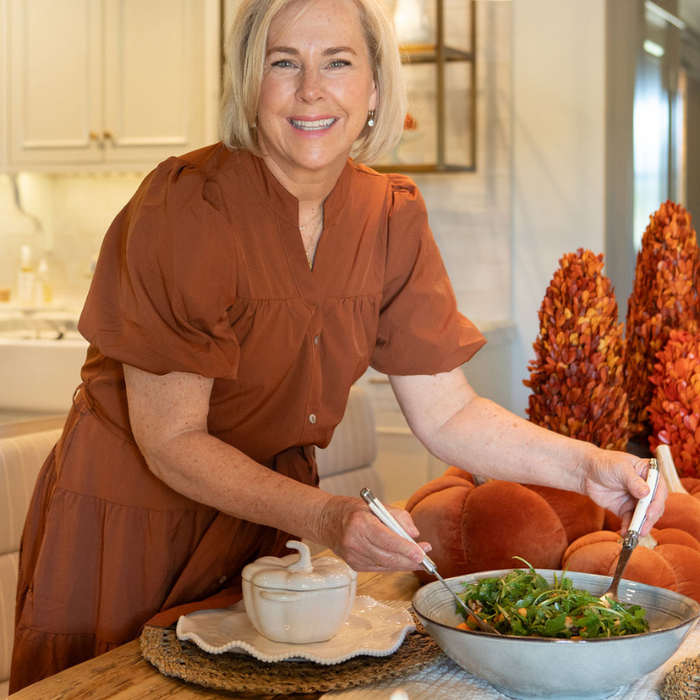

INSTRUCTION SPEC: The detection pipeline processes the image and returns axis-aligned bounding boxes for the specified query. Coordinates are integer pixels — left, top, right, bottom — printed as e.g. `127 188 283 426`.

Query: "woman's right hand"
316 495 431 572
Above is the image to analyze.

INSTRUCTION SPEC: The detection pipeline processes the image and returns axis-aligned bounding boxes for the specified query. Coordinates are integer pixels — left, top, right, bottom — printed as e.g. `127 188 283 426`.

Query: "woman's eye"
271 59 295 68
328 59 351 68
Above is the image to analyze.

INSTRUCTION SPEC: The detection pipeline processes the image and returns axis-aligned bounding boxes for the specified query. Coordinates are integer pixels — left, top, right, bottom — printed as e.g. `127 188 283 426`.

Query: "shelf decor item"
624 201 700 438
647 329 700 478
524 248 629 451
393 0 433 45
371 0 476 172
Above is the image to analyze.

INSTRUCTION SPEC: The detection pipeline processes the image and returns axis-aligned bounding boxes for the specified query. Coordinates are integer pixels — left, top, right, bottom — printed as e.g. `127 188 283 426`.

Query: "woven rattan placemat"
661 654 700 700
140 613 443 695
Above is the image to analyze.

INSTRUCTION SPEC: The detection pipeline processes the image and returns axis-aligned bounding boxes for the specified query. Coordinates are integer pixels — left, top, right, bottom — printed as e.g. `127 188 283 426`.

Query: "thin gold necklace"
298 209 323 231
299 208 324 269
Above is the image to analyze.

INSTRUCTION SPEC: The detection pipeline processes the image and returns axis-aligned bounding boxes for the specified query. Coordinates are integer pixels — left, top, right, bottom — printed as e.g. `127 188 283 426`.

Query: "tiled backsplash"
0 171 145 310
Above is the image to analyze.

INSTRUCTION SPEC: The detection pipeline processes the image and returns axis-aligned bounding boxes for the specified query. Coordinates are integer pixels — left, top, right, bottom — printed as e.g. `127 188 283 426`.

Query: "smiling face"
256 0 378 189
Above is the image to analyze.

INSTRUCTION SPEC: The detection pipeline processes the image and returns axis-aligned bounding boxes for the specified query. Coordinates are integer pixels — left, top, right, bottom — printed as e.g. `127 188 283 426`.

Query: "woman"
11 0 665 691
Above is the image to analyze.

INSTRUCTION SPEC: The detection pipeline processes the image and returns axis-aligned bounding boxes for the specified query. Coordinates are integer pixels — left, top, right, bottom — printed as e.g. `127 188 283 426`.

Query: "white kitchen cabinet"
8 0 220 171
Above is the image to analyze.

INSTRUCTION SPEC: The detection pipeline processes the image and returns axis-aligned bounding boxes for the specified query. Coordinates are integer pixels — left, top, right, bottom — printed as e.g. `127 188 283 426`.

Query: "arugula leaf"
455 561 650 638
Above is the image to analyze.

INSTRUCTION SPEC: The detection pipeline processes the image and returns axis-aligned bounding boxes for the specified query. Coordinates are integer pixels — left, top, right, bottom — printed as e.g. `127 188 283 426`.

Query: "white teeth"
290 118 336 130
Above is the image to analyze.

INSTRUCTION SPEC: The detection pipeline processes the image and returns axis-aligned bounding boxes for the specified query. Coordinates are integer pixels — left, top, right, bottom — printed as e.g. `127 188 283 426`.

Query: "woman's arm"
123 364 429 570
389 367 667 537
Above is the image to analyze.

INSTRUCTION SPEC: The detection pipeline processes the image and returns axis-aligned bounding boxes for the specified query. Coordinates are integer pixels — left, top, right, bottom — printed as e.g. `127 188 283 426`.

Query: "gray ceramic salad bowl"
412 568 700 700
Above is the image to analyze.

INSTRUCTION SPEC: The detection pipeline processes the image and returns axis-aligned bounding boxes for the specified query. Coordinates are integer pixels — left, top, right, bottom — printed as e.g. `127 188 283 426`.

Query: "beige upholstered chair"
304 385 384 556
315 385 384 501
0 415 65 698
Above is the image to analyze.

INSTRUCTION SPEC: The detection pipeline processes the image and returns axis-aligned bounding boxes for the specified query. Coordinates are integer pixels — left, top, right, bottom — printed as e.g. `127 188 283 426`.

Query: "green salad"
456 561 650 639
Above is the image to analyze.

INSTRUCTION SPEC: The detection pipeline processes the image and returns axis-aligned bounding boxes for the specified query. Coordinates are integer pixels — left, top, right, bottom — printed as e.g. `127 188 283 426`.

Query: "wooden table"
9 568 422 700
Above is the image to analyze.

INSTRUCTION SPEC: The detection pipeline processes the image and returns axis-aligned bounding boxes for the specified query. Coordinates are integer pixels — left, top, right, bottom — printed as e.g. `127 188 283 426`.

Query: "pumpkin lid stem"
655 444 689 494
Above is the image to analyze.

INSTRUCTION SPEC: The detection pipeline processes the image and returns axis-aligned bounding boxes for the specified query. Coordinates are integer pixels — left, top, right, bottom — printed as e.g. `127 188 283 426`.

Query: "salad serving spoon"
360 487 500 635
600 459 660 605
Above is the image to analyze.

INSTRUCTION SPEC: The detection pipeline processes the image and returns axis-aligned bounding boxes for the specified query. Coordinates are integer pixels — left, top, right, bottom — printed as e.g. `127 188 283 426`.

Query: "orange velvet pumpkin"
406 446 700 601
654 492 700 541
682 477 700 496
562 527 700 603
406 468 604 584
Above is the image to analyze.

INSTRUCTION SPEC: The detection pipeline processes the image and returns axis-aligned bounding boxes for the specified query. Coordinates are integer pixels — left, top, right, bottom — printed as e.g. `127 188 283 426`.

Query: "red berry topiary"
524 248 629 450
648 329 700 477
624 201 700 437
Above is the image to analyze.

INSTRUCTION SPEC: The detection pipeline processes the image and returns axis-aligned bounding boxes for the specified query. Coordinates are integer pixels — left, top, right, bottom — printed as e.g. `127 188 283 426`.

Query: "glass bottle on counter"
36 258 53 305
17 245 36 304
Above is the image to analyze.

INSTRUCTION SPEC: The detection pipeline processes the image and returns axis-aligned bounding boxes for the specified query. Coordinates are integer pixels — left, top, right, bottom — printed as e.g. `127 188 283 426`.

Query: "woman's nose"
296 68 324 101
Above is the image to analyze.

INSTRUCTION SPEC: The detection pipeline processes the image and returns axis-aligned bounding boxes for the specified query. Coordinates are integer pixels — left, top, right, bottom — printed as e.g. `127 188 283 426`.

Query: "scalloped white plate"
175 595 415 665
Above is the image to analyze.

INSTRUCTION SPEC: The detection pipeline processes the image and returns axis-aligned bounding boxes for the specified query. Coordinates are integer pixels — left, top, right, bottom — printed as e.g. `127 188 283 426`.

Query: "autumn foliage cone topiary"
624 201 700 437
648 329 700 478
524 248 629 450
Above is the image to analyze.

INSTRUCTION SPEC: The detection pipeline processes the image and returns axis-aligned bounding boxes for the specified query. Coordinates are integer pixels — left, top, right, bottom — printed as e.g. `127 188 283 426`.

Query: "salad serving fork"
360 487 500 635
600 459 660 604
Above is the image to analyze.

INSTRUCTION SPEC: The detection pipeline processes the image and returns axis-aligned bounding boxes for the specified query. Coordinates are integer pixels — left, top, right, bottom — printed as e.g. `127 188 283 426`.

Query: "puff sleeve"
370 175 486 375
78 157 240 379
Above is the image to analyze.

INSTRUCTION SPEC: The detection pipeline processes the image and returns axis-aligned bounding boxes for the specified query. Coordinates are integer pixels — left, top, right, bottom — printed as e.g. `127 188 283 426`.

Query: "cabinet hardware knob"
89 131 100 141
104 130 114 140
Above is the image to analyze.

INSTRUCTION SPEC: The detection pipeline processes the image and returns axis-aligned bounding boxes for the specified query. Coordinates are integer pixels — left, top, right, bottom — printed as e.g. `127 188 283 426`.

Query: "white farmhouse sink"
0 313 88 413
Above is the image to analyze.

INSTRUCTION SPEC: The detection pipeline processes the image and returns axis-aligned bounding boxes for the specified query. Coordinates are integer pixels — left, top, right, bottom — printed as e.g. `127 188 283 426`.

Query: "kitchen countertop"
0 317 518 423
0 409 59 425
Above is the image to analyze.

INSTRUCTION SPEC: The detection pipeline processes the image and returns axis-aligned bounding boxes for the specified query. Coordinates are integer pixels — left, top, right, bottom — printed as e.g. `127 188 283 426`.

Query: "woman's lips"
289 117 338 131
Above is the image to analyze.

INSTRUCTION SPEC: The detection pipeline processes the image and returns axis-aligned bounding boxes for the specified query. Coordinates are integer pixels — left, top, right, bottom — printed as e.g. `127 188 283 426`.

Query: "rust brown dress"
10 143 485 692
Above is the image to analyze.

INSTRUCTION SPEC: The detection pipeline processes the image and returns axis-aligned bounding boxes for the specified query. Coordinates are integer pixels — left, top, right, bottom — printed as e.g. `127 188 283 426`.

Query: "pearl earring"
367 110 376 128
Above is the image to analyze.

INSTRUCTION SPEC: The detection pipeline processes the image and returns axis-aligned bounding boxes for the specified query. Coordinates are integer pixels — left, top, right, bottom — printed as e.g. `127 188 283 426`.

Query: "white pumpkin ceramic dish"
241 540 357 643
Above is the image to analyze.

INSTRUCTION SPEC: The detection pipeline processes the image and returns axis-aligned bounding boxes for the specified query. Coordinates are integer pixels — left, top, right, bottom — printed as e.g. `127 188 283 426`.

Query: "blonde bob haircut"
220 0 407 165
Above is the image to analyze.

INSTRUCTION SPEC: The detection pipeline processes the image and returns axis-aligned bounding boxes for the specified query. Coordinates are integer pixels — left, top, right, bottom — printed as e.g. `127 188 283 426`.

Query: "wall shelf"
371 0 477 173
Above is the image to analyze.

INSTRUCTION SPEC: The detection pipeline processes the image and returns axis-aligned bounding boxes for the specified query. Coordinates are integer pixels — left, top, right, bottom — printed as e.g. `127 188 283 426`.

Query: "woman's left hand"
581 452 667 537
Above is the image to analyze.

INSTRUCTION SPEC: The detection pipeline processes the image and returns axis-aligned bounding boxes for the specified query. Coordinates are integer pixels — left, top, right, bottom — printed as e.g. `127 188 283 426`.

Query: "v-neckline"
242 151 351 299
286 216 325 302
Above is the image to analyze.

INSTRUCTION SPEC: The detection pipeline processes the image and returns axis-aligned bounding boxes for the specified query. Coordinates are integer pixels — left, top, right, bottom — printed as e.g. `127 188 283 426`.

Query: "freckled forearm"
123 365 334 544
142 429 333 542
424 395 594 493
390 370 595 494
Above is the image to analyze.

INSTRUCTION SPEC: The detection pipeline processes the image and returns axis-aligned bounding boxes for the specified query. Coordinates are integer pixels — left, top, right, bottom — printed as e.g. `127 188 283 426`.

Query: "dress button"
309 413 317 424
219 575 227 584
314 335 320 345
